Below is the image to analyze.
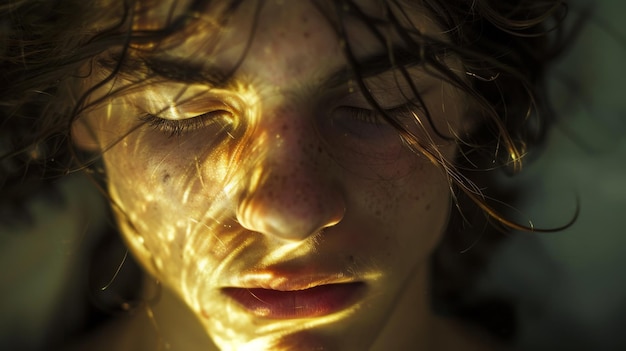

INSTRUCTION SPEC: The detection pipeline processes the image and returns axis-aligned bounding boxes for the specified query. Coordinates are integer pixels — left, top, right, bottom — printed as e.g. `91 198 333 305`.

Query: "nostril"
235 181 345 242
236 202 343 242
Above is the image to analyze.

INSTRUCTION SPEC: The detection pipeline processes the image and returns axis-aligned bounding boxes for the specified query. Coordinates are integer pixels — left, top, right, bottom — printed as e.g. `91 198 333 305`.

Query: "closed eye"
330 103 417 139
140 110 234 138
336 106 387 125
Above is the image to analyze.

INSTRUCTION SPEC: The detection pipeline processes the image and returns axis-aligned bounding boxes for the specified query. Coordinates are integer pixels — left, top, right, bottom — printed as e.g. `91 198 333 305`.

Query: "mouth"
221 282 366 319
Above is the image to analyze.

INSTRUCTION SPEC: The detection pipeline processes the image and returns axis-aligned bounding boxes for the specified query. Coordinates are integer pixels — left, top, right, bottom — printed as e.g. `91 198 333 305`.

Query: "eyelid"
330 102 421 134
155 99 233 121
136 83 246 137
140 83 240 120
336 74 435 112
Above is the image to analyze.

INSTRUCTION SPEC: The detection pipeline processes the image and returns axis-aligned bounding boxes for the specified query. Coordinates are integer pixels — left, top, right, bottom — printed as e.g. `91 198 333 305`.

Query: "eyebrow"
323 45 434 89
142 56 231 87
124 44 440 89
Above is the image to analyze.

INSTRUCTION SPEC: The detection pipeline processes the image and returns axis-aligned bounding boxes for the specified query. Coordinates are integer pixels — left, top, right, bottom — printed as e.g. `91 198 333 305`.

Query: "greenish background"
479 0 626 349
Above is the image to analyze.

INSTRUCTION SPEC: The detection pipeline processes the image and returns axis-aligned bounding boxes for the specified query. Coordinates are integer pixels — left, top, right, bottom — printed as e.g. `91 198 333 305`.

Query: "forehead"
132 0 446 83
134 0 437 28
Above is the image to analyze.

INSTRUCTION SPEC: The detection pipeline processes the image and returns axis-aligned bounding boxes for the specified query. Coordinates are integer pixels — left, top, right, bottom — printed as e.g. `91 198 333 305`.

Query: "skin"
73 0 480 350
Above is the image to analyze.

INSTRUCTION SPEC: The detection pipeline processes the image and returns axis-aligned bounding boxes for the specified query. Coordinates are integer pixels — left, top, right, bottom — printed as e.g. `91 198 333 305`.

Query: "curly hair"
0 0 569 224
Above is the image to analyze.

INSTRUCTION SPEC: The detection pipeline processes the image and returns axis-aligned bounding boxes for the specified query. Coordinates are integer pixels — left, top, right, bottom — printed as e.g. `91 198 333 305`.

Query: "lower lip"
222 283 365 319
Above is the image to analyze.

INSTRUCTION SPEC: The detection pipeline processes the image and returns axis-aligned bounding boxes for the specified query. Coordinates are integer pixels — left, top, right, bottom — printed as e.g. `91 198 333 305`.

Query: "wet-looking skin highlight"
72 0 491 350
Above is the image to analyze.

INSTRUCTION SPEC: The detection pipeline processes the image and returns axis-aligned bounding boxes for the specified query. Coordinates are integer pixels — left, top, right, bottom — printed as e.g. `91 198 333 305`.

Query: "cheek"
101 125 266 291
101 137 227 278
388 167 451 261
103 148 175 278
340 158 451 274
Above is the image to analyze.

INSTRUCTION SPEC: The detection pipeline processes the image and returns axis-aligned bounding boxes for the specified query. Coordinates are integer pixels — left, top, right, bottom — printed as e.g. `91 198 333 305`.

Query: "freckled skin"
75 0 470 350
162 172 171 183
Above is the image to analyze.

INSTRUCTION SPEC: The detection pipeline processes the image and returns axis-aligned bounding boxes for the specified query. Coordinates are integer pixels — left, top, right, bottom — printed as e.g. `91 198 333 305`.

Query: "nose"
235 106 345 242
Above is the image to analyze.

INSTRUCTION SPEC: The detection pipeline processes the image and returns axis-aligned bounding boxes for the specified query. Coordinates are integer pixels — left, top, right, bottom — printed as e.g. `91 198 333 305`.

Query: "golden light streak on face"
74 0 470 349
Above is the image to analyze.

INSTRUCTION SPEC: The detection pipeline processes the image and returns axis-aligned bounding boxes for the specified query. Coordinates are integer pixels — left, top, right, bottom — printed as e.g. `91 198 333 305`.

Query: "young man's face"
75 0 468 349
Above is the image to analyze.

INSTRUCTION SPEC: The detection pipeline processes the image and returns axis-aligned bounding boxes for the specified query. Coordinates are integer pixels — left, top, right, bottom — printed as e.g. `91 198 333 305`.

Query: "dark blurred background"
477 1 626 349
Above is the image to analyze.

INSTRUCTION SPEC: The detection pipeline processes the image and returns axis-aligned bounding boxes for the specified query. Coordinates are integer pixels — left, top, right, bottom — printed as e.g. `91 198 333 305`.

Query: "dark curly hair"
0 0 570 223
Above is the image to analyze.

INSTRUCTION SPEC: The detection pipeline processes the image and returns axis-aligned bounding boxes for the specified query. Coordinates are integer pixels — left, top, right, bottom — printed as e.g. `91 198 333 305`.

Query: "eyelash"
338 104 414 125
342 106 383 124
140 110 233 138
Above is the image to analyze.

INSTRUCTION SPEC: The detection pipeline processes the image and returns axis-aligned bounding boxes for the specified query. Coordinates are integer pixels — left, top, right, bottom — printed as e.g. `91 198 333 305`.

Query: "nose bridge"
236 103 345 241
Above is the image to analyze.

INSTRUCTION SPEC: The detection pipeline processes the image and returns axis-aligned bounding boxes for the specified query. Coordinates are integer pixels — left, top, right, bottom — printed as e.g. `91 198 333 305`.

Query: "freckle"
282 123 289 131
348 255 355 263
162 173 171 183
425 204 431 211
303 32 310 38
